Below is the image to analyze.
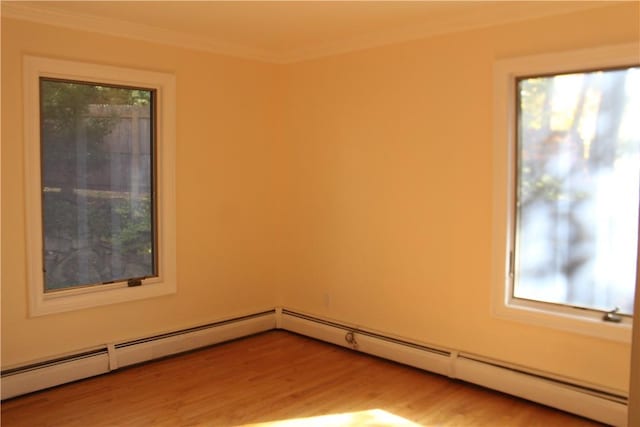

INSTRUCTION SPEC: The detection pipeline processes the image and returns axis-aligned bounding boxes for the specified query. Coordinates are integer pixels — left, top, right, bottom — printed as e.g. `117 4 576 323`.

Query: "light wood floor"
1 331 604 426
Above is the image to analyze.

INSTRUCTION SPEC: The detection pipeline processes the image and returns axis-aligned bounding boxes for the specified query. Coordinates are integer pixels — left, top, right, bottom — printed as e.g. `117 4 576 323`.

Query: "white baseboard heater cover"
455 355 627 426
1 307 629 426
1 310 276 400
0 349 111 401
113 310 276 369
280 309 452 377
279 309 628 426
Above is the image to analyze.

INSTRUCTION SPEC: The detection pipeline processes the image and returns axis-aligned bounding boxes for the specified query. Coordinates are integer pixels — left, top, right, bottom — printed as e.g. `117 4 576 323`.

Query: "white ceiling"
2 1 611 63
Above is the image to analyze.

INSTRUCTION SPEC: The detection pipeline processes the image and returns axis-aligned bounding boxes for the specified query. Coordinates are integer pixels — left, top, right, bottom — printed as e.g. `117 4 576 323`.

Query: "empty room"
1 1 639 426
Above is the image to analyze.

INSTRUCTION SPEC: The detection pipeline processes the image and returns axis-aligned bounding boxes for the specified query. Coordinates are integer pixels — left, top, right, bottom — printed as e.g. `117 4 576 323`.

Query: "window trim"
24 56 176 316
492 44 638 342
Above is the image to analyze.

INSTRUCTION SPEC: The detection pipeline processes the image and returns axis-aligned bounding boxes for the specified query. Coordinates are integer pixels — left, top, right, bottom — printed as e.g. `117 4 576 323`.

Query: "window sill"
31 277 176 316
492 295 632 343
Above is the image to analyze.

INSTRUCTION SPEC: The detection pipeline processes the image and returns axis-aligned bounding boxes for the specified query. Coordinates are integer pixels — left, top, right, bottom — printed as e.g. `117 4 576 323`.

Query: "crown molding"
278 3 612 63
1 2 280 64
1 2 614 65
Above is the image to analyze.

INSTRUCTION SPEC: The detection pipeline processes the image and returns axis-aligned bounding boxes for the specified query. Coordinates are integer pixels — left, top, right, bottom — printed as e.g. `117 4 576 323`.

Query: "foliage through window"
514 66 640 315
40 79 156 291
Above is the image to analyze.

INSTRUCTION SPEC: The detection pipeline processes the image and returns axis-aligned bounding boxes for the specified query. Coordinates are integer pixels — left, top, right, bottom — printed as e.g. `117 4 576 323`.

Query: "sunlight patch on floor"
239 409 422 426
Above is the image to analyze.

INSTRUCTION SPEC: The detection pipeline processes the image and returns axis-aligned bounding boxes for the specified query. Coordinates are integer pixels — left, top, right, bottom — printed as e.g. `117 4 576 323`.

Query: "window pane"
40 79 155 291
515 67 640 315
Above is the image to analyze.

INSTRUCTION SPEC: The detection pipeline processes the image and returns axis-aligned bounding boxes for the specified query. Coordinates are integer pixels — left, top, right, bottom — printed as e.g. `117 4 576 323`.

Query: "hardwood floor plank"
1 331 604 426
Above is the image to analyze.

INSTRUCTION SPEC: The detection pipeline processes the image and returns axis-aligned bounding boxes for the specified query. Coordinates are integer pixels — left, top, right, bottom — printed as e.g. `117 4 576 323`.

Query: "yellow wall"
2 3 639 394
280 3 639 393
1 18 285 366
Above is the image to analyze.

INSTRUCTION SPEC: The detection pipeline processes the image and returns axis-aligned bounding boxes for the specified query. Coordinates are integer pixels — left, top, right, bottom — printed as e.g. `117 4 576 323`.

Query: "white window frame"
24 56 177 316
492 44 639 342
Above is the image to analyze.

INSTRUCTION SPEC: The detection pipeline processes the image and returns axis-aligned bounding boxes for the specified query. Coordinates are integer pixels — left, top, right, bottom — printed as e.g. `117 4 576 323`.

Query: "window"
24 56 176 316
515 68 639 315
493 44 639 341
41 79 155 291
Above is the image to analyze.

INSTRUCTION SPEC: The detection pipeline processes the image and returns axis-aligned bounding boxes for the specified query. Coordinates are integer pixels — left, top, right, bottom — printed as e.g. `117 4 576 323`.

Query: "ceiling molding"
1 2 613 65
277 3 611 63
1 2 279 63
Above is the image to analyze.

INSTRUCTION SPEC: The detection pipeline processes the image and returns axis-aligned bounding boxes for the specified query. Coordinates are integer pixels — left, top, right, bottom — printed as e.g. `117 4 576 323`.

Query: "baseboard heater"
1 307 629 426
279 309 628 426
1 310 276 400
